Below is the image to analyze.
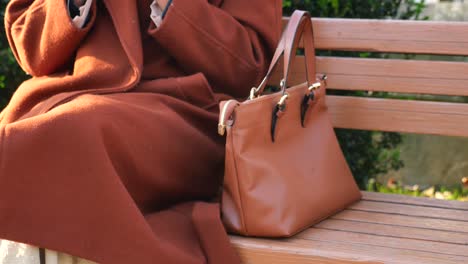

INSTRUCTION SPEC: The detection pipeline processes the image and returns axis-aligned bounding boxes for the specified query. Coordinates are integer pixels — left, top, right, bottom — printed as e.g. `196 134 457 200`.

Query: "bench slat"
362 191 468 210
284 18 468 55
269 57 468 96
348 200 468 221
332 210 468 233
327 95 468 137
296 228 468 257
325 74 468 97
230 193 468 263
231 234 468 264
313 219 468 245
316 57 468 80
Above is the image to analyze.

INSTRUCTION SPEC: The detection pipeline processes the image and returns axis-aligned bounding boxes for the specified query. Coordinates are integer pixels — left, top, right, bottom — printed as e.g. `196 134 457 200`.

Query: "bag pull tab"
300 81 322 127
271 93 289 142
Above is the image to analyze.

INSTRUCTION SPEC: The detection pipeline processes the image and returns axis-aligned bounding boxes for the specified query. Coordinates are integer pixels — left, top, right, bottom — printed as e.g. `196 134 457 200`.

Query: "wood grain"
296 228 468 257
268 57 468 96
362 191 468 210
313 219 468 245
230 192 468 263
348 200 468 221
282 18 468 55
332 210 468 233
231 234 468 264
326 95 468 137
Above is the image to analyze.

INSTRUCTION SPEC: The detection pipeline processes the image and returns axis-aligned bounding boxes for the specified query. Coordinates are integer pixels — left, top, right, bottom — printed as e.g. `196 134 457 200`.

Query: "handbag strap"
252 10 316 98
249 30 286 99
283 11 316 94
218 10 316 135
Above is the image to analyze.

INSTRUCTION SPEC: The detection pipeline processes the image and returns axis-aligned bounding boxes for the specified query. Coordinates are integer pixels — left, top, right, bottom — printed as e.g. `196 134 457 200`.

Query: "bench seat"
230 191 468 264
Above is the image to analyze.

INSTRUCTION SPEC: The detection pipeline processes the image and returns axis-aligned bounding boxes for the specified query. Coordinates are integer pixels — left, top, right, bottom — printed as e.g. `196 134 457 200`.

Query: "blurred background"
1 0 467 200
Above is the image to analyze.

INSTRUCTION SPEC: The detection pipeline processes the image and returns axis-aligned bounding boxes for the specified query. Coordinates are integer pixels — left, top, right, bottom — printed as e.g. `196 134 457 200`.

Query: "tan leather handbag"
218 10 362 237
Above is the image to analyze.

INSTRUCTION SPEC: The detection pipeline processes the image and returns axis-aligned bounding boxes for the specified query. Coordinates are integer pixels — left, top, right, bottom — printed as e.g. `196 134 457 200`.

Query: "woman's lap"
0 92 227 263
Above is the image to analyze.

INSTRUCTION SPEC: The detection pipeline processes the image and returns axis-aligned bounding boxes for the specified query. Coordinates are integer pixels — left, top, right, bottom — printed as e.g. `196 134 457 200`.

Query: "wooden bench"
229 17 468 264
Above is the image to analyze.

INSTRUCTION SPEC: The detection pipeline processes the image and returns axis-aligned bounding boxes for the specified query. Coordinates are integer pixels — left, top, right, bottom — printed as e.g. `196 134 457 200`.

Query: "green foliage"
1 0 28 110
283 0 427 19
337 129 404 189
282 0 427 188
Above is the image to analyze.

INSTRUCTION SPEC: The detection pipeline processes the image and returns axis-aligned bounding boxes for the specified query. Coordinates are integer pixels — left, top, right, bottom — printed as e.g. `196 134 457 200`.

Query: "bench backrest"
269 18 468 137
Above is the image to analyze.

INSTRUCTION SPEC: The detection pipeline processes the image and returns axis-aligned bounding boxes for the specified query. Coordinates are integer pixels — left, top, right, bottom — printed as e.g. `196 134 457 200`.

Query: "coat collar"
103 0 143 75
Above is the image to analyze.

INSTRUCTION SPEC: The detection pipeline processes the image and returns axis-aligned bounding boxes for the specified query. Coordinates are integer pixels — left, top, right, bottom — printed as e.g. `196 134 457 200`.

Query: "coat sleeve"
148 0 282 97
4 0 97 77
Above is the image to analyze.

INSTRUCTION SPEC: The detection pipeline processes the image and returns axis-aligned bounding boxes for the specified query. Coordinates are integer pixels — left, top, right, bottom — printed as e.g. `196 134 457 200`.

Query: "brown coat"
0 0 281 263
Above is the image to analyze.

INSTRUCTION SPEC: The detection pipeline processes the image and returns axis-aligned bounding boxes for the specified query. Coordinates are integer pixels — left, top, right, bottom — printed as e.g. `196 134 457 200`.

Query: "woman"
0 0 281 263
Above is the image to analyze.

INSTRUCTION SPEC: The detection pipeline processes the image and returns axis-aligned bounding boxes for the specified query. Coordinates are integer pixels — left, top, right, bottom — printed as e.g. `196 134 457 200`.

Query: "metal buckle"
249 76 269 100
277 93 289 107
308 82 321 91
249 87 258 100
218 100 237 136
280 78 286 91
218 124 226 136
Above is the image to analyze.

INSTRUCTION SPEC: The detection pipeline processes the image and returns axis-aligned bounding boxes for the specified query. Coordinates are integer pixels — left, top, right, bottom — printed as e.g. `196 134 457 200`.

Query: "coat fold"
0 0 282 263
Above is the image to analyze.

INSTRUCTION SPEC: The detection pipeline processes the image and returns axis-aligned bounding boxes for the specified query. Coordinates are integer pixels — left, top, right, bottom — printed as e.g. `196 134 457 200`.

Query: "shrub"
1 0 27 110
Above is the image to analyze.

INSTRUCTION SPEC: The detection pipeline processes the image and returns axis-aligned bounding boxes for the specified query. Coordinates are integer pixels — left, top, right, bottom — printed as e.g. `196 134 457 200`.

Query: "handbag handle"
283 11 316 94
219 11 316 136
249 29 286 99
251 10 316 98
218 32 288 135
